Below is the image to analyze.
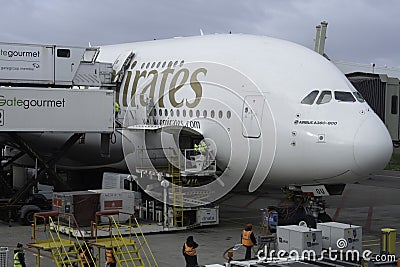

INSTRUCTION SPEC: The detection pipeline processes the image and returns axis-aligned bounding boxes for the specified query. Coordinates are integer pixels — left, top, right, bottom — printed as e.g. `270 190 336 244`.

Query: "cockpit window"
353 91 365 103
301 90 319 105
316 90 332 104
334 91 356 102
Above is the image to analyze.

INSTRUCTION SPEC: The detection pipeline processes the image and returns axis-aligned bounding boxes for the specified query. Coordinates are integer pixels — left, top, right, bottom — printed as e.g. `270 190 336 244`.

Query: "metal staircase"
28 211 94 266
169 150 184 227
91 210 158 267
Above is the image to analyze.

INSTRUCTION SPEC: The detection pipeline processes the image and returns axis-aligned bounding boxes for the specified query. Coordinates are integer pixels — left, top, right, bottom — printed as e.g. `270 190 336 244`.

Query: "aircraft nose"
353 117 393 174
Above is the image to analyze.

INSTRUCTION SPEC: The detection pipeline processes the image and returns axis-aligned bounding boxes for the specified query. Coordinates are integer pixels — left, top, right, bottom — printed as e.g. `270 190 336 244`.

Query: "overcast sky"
2 0 400 67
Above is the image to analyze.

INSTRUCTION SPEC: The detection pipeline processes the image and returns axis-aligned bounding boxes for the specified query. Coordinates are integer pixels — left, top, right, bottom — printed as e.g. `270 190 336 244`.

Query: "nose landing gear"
269 184 344 228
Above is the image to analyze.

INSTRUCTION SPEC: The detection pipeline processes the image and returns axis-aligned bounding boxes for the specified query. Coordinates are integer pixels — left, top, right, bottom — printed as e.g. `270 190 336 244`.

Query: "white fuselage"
9 34 393 195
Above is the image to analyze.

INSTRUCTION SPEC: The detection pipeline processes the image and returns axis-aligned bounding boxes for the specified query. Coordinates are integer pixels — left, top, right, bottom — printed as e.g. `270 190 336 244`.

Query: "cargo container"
53 191 100 226
317 222 362 252
277 225 322 256
89 189 142 223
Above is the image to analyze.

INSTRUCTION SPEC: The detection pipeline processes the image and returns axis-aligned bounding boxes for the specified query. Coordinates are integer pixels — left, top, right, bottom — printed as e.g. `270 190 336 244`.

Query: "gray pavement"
1 170 400 266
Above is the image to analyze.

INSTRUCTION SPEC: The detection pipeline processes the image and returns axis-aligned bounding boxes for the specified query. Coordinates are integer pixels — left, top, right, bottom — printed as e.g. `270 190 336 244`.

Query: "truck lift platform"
0 41 127 225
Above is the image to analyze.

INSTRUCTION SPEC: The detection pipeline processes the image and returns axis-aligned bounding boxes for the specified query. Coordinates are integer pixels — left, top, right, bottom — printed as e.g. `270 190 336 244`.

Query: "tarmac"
1 170 400 266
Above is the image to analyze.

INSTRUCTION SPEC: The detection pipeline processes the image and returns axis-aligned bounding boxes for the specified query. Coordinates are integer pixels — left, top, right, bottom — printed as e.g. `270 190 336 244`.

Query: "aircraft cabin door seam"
242 95 265 138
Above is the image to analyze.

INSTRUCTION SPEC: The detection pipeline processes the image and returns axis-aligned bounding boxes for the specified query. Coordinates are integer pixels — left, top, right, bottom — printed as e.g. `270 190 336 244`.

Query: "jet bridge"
0 41 123 224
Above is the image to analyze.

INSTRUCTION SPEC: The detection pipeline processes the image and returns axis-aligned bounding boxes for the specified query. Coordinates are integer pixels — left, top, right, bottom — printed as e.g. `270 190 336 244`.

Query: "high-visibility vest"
241 230 254 247
80 250 89 264
14 252 22 267
115 102 120 113
184 243 197 256
106 249 115 263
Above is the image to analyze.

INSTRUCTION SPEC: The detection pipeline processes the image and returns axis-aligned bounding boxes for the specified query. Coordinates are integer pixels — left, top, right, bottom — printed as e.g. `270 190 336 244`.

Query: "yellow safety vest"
242 230 254 247
184 243 197 256
115 102 120 113
14 252 22 267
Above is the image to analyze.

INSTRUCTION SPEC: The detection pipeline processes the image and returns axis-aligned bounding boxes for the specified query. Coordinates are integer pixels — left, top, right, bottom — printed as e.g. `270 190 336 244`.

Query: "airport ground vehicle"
0 193 52 225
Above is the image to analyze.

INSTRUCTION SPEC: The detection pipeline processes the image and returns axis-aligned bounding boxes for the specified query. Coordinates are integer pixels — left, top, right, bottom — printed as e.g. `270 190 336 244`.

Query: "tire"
23 210 36 225
298 215 316 228
318 213 332 223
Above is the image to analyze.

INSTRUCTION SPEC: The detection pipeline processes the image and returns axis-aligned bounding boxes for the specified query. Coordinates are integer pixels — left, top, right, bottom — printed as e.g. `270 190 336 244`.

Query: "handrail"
93 210 158 267
32 211 96 266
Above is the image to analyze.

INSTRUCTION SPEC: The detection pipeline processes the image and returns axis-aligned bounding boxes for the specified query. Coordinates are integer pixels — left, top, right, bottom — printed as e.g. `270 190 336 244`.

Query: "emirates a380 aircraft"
1 34 393 225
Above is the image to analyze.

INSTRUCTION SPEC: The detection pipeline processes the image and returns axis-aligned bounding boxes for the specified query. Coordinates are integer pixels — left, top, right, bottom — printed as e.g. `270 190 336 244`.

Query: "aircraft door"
112 50 135 83
242 95 265 138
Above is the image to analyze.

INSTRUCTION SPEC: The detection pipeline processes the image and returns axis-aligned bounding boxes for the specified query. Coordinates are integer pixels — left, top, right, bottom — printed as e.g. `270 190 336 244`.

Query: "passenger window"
353 92 365 103
391 95 398 115
335 91 356 102
316 91 332 104
57 49 70 58
301 90 319 105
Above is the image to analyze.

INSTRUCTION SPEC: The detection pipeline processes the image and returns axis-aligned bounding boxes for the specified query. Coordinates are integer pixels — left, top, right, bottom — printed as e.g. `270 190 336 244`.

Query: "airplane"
0 34 393 226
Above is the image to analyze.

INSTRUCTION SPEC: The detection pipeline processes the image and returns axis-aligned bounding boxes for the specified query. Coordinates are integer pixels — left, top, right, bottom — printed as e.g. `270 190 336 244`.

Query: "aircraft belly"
13 132 126 168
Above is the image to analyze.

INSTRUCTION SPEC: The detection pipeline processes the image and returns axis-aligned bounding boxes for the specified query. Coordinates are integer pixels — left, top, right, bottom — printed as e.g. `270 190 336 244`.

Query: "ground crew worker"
14 243 26 267
115 102 120 118
105 248 116 267
182 236 199 267
241 223 257 260
80 243 94 267
194 140 208 154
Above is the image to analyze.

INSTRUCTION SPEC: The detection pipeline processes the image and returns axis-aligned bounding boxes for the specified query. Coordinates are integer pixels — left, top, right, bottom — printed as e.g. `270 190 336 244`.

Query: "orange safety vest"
106 249 115 263
184 243 197 256
80 251 87 264
242 230 254 247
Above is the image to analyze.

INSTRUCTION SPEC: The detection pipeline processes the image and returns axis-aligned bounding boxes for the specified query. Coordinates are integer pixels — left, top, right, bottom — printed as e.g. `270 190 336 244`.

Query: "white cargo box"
0 43 55 84
89 189 142 223
197 206 219 225
277 225 322 256
317 222 362 252
0 87 114 132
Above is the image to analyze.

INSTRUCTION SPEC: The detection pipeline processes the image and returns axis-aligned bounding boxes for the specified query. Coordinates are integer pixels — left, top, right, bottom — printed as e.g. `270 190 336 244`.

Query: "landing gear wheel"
298 215 316 228
318 213 332 223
